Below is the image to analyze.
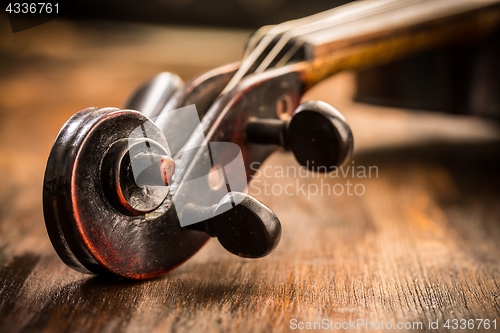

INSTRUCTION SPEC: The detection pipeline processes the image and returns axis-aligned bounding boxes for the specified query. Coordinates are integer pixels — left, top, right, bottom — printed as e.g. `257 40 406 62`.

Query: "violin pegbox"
245 100 354 171
43 105 283 278
43 63 351 280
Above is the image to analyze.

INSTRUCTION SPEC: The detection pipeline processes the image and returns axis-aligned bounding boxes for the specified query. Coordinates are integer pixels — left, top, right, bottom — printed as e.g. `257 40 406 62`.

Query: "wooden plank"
0 19 499 333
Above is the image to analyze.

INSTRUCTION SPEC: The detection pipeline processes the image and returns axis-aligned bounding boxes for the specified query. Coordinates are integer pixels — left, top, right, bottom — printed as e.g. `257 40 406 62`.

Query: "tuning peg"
245 100 353 172
125 72 183 119
186 192 281 258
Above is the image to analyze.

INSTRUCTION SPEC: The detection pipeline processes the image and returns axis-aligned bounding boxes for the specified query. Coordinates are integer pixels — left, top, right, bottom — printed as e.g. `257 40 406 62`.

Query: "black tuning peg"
245 100 353 172
186 192 281 258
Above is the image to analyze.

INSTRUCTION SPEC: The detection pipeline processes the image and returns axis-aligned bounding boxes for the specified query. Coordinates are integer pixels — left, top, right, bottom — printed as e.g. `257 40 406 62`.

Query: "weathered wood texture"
1 18 500 333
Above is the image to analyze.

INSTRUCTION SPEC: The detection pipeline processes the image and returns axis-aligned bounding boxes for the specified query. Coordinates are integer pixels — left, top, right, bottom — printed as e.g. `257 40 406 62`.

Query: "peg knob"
186 192 281 258
245 100 353 172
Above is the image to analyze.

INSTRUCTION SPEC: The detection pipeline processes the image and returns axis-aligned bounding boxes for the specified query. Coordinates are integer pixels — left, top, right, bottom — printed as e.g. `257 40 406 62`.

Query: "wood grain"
1 17 500 333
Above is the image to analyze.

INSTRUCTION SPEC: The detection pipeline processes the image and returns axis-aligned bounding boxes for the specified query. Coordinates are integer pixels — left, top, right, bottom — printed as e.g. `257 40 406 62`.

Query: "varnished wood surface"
1 17 500 333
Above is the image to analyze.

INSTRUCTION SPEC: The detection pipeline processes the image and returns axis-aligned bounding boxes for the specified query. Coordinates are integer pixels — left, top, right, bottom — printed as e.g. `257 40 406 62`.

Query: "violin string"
253 0 496 73
254 0 423 74
239 0 383 61
274 40 305 68
227 0 420 92
273 0 498 71
242 25 274 61
222 0 400 94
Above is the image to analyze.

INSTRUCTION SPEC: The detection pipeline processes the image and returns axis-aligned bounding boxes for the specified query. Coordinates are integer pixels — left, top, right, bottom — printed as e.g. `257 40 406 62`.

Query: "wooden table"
1 18 500 333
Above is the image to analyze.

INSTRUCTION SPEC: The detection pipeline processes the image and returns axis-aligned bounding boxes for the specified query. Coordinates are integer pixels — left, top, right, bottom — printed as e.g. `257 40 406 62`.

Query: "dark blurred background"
62 0 352 29
2 0 353 30
3 0 499 117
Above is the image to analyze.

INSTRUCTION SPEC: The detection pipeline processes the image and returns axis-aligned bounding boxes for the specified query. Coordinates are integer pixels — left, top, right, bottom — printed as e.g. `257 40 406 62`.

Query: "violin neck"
292 0 500 88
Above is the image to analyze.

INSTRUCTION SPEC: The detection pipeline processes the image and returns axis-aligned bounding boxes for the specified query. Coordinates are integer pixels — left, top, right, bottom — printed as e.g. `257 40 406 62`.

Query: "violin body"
43 0 500 279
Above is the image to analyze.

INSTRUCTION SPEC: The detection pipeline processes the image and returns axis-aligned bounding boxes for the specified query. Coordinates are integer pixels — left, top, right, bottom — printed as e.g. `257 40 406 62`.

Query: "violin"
43 0 500 279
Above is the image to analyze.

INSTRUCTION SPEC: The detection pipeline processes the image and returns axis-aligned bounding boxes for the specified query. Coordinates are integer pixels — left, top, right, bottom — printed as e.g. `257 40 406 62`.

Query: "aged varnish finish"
1 15 500 333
